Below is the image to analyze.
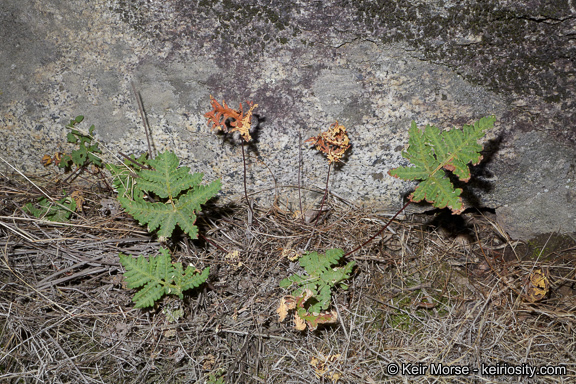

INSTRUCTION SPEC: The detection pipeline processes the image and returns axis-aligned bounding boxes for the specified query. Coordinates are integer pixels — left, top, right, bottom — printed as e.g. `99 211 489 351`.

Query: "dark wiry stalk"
62 164 86 184
132 82 155 158
298 129 304 223
241 143 255 222
313 162 332 227
344 200 411 257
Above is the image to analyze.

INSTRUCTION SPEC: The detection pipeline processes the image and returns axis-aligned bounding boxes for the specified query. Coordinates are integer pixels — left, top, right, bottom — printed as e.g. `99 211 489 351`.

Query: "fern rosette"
112 151 221 240
279 248 355 330
119 248 209 308
388 116 495 214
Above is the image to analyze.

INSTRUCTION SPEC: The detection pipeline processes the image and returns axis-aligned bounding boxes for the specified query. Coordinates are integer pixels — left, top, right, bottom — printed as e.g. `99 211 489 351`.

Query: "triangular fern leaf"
119 248 208 308
115 150 221 240
137 152 203 199
119 181 221 239
389 116 495 214
119 250 173 308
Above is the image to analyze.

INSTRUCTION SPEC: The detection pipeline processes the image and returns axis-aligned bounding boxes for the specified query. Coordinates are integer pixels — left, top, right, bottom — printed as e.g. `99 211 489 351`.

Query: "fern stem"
200 234 228 253
298 129 304 223
241 144 255 221
62 164 86 184
313 162 331 227
344 200 411 257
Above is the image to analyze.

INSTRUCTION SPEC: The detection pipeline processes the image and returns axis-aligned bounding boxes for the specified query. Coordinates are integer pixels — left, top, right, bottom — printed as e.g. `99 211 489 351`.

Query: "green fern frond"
299 248 345 276
280 248 355 313
388 116 495 214
119 248 209 308
113 150 221 240
136 152 204 199
59 116 103 169
24 196 76 222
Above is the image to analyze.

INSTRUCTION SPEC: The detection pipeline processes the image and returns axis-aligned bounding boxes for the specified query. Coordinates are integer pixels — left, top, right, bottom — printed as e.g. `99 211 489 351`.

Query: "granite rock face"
1 0 575 240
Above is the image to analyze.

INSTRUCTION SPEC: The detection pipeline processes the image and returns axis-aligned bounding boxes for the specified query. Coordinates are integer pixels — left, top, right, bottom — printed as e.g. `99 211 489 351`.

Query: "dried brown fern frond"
305 121 350 164
205 96 258 142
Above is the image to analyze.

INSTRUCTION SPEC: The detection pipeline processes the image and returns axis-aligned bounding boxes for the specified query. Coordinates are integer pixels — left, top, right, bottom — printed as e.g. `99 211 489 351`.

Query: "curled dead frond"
305 121 350 163
205 96 258 142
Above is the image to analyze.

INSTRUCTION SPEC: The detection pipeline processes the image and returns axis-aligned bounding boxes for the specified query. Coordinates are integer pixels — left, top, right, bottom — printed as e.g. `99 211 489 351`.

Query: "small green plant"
278 248 355 330
60 115 103 169
42 115 103 170
109 151 219 307
345 116 495 257
41 115 110 191
119 248 209 308
206 369 226 384
162 306 184 323
388 116 496 214
24 196 76 222
108 150 221 241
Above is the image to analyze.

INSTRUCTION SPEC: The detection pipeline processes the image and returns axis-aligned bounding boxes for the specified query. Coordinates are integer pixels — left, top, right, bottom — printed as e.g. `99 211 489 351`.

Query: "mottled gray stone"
1 0 575 240
487 131 576 239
